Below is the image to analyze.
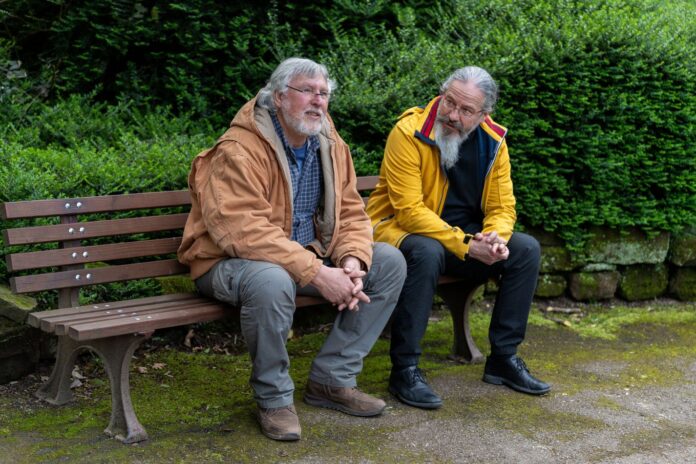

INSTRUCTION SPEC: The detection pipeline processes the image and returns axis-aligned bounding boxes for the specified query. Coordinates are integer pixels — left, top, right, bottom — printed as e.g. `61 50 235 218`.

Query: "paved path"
1 303 695 463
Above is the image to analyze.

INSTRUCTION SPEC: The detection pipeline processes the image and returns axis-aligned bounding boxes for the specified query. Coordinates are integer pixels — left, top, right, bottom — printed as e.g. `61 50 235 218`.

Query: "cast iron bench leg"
35 336 82 405
438 283 485 364
88 333 151 444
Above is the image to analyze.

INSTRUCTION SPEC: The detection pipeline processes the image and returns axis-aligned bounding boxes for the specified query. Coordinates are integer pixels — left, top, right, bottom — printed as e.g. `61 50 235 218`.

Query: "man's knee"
509 232 541 268
240 263 296 308
374 243 407 275
399 234 446 277
369 243 407 289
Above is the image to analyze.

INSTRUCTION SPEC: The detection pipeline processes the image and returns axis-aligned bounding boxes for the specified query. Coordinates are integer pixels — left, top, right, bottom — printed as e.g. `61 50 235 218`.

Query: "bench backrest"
2 176 380 308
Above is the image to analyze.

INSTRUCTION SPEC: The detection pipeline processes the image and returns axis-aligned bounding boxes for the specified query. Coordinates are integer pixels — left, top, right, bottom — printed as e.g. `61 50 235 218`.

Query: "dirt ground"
1 299 695 463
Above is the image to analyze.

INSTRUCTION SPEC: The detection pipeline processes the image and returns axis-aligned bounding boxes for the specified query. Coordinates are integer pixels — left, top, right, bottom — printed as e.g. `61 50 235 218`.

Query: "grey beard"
280 102 326 137
434 122 468 170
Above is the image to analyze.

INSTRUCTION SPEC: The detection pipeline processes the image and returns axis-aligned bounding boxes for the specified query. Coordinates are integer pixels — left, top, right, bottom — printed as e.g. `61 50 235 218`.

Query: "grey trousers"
195 242 406 408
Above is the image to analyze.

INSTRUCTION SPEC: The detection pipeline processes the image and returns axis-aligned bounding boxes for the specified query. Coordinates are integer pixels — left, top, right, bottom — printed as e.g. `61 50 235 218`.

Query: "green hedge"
0 95 214 302
2 0 695 256
0 95 212 200
320 0 695 249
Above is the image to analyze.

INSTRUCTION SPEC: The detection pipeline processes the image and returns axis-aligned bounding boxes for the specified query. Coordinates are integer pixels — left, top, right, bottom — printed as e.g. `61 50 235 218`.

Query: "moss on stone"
535 274 567 297
540 246 573 272
466 395 607 440
584 227 670 265
594 396 623 411
670 267 696 301
669 227 696 266
619 263 668 301
569 271 620 301
0 285 38 323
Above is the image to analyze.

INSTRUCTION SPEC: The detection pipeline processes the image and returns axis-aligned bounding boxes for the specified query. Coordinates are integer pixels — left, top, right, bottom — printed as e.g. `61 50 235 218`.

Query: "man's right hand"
467 232 509 265
310 265 369 310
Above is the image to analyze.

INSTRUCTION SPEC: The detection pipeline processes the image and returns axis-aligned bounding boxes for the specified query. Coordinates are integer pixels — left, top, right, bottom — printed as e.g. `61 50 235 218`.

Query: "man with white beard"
366 66 549 410
178 58 406 441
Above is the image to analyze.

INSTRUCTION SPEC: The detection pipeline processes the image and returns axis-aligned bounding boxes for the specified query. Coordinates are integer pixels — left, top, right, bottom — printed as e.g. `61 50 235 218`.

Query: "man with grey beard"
366 66 549 410
178 58 406 441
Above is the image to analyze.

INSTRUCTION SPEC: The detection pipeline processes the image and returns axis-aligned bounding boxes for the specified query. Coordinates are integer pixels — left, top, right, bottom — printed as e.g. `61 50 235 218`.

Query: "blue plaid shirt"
270 111 323 246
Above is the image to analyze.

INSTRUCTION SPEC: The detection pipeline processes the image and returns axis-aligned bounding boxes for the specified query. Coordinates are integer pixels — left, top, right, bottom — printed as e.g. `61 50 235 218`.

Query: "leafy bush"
320 0 696 249
0 94 215 303
486 0 696 247
0 94 213 201
2 0 694 258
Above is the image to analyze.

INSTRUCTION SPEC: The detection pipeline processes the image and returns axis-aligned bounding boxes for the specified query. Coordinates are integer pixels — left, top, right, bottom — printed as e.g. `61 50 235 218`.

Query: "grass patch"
2 300 696 462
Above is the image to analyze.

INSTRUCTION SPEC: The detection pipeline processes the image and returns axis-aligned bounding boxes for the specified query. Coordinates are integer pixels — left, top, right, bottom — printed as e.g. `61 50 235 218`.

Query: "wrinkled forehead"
444 79 485 107
289 73 329 89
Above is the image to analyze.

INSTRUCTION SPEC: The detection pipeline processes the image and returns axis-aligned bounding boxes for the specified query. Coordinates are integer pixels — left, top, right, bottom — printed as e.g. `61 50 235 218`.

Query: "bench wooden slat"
295 295 330 307
356 176 379 191
55 298 224 336
3 213 188 246
28 293 202 331
11 259 188 293
68 303 229 341
28 292 340 337
6 237 183 272
0 190 191 220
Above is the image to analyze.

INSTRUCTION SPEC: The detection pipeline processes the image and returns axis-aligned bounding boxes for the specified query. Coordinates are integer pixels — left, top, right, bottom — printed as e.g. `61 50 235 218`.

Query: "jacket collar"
411 96 508 146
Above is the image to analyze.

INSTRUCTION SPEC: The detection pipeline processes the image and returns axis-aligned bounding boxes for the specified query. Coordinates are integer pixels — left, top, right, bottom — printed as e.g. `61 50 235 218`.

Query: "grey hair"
440 66 498 114
257 57 336 110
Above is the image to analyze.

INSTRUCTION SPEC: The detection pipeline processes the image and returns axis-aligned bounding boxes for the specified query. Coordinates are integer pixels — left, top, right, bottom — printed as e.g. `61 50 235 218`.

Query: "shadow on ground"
1 299 695 463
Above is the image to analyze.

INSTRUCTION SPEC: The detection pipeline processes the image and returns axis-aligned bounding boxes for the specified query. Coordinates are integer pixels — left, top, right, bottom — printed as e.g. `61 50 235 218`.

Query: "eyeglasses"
440 95 484 119
286 85 331 100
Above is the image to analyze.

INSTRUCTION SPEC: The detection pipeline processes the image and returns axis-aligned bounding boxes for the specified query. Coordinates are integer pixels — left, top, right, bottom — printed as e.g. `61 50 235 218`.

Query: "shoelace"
411 367 428 384
265 406 295 416
513 356 530 373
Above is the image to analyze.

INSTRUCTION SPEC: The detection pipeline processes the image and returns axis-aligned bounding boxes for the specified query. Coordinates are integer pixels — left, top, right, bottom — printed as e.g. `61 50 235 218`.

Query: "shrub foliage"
1 0 694 257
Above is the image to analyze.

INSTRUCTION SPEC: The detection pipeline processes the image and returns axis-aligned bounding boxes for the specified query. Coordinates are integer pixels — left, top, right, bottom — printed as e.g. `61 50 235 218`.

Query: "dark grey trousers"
195 242 406 408
390 232 541 369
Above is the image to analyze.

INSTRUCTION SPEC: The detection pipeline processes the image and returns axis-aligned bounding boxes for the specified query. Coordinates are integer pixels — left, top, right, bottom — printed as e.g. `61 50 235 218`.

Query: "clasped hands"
310 256 370 311
467 231 509 265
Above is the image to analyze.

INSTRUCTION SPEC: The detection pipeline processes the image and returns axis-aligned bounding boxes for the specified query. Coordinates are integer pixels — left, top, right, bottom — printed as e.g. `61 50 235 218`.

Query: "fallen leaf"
184 328 195 348
137 366 148 374
152 363 166 370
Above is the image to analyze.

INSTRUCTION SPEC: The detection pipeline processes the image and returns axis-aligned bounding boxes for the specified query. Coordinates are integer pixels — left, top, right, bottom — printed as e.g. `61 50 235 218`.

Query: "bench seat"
2 176 483 444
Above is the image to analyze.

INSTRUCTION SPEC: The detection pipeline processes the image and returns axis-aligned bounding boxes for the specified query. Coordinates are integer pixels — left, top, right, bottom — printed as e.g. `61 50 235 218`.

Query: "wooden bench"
1 175 483 444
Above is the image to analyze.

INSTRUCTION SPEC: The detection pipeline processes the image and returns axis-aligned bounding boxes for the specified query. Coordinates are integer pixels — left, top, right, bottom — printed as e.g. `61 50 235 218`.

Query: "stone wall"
532 226 696 301
0 286 39 384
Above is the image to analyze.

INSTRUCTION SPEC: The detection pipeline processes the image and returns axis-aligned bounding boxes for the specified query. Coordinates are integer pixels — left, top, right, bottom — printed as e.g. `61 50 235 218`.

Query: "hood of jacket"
178 95 373 285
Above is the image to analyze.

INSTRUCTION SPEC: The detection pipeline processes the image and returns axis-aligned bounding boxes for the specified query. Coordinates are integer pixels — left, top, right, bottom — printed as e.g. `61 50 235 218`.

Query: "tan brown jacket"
177 96 373 286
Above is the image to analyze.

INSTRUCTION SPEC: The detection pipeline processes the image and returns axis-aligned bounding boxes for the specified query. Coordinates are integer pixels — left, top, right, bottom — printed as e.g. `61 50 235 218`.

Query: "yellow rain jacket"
366 96 516 260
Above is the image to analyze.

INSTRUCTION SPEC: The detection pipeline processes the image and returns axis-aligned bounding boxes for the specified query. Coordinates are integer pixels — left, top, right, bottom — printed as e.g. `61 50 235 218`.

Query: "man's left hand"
340 256 370 311
471 231 510 262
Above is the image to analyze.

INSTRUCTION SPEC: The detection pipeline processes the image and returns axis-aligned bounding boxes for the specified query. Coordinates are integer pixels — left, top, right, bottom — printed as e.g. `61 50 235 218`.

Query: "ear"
273 90 283 109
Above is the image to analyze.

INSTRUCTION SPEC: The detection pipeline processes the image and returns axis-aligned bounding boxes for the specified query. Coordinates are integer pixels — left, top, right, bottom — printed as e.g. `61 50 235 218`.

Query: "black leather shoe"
389 366 443 409
483 355 550 395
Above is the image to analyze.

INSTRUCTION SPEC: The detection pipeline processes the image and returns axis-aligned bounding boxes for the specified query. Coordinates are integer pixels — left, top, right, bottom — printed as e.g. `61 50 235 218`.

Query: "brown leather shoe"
303 379 386 417
257 404 301 441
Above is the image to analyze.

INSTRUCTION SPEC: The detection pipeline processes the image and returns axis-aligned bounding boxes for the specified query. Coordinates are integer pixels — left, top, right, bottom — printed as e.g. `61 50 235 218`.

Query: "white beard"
281 101 325 137
434 121 468 170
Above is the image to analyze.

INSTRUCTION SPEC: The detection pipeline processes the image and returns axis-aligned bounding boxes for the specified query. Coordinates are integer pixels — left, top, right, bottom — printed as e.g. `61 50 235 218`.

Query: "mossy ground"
0 298 695 463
